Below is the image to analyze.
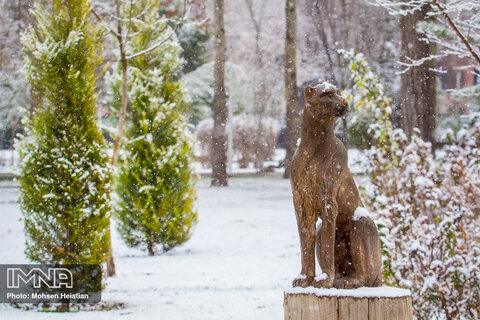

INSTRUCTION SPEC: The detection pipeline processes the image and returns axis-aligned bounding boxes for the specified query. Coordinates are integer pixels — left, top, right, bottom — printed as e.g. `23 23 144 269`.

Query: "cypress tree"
20 0 112 266
114 0 197 255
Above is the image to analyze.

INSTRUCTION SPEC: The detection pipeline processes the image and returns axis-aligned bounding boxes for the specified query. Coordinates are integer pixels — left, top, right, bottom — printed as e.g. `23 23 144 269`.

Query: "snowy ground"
0 175 303 319
0 150 18 174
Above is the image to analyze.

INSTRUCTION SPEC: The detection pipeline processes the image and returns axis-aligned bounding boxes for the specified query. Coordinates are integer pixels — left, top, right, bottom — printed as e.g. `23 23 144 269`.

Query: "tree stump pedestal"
284 286 412 320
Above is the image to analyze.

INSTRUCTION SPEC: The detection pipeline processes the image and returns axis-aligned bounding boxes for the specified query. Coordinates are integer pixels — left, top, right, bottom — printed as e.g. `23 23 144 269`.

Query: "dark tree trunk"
244 0 267 171
252 24 266 171
283 0 301 179
57 301 70 312
107 57 127 281
107 0 131 277
211 0 228 187
110 51 128 167
147 241 154 256
400 4 436 144
110 0 129 168
106 226 116 276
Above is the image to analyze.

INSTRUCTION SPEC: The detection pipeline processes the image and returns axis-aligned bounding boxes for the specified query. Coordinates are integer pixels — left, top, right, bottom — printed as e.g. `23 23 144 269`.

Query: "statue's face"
304 84 348 119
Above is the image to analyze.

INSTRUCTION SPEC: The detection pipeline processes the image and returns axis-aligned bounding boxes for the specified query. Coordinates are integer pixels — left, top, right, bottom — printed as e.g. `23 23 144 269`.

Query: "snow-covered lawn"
0 175 301 319
0 150 18 174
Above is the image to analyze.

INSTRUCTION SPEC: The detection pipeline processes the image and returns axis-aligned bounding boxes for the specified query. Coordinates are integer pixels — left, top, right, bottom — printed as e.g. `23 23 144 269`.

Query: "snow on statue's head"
304 81 348 119
318 80 337 92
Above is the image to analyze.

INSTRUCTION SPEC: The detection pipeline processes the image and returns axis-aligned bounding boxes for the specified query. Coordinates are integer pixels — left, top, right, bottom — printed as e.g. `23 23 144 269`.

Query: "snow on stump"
284 286 412 320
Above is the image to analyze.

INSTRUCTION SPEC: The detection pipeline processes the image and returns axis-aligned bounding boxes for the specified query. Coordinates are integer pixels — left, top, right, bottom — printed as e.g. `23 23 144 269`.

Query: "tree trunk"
283 0 301 179
57 301 70 312
106 224 116 276
16 0 21 20
400 4 436 145
106 55 126 272
244 0 267 171
106 0 132 277
111 46 128 167
58 226 72 312
211 0 228 187
147 241 155 256
253 34 266 170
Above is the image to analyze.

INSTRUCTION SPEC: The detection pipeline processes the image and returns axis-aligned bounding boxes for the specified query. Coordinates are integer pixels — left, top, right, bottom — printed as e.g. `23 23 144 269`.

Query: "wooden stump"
284 287 412 320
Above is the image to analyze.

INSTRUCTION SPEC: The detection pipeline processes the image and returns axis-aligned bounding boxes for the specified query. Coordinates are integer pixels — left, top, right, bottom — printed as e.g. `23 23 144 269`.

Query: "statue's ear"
305 86 314 99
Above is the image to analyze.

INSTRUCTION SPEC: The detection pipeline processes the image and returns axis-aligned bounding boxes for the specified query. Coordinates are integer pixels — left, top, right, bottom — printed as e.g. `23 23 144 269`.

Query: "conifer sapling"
113 0 197 255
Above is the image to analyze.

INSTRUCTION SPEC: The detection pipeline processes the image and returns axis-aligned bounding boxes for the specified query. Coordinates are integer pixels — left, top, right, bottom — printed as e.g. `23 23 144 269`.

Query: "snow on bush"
19 0 113 269
195 118 214 167
232 115 280 168
195 115 280 169
343 49 480 320
113 0 197 255
367 131 480 320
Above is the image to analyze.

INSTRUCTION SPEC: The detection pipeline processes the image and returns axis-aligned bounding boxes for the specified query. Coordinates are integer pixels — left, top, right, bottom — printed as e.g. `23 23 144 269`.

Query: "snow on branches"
343 49 480 320
113 0 197 255
373 0 480 74
19 0 113 266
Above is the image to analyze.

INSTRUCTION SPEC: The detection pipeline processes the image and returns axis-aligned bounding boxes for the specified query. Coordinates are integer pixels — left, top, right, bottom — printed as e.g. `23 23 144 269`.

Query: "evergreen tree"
177 24 210 75
114 0 197 256
20 0 112 266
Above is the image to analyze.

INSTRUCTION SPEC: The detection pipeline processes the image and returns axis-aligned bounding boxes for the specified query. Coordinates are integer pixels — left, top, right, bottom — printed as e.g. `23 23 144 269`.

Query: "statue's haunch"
290 82 382 289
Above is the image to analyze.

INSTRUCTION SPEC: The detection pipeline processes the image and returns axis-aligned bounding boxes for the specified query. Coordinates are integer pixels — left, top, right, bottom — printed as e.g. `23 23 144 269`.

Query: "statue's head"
304 82 348 120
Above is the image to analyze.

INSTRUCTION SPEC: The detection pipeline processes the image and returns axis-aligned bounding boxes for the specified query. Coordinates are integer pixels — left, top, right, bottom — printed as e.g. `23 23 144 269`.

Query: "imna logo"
7 268 73 289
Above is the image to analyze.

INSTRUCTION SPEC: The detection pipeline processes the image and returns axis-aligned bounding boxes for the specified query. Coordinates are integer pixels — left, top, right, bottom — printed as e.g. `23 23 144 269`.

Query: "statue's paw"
292 274 312 287
312 273 333 288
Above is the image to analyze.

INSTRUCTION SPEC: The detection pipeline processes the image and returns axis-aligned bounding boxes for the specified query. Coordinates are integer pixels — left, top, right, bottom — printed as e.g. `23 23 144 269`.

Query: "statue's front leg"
313 198 337 288
292 197 316 287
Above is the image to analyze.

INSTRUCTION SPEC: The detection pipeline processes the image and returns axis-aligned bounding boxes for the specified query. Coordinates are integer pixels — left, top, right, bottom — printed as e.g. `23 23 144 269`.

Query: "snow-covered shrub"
195 115 280 169
231 116 252 168
343 49 480 319
20 0 112 266
232 115 280 169
114 0 197 255
366 129 480 320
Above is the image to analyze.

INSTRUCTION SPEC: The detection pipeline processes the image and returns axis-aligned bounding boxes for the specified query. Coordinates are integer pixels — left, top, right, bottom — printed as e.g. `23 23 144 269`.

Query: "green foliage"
339 49 401 167
177 25 210 75
340 49 394 144
341 49 407 282
347 116 373 149
20 0 112 264
114 0 197 255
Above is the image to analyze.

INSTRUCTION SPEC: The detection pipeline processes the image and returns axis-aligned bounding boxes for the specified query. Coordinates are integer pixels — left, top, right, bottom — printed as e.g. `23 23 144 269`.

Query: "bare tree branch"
109 2 156 22
91 7 122 39
126 30 174 60
432 0 480 65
